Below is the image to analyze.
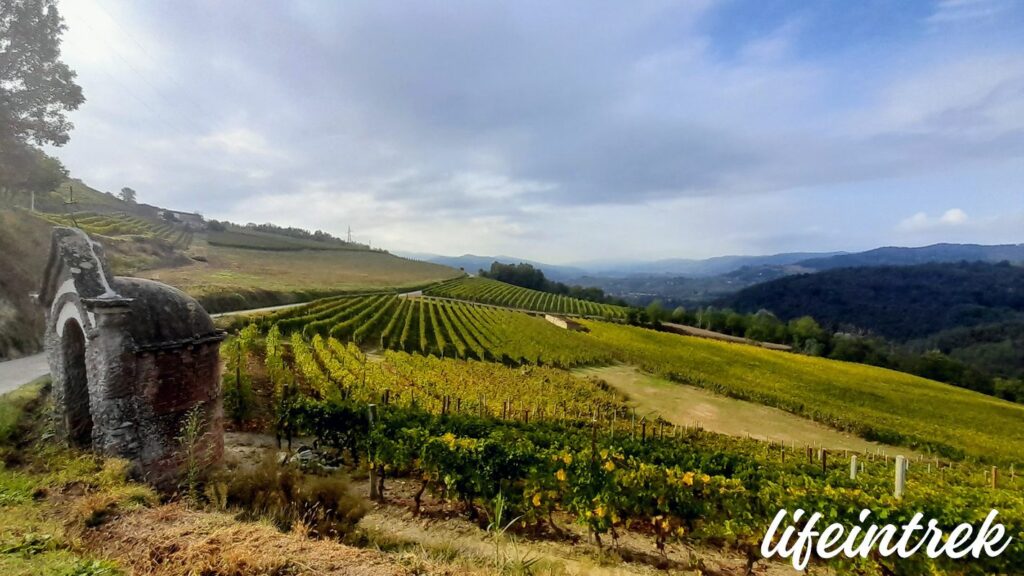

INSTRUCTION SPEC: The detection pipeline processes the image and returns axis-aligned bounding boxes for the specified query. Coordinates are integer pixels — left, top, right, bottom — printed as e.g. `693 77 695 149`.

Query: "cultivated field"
41 212 194 248
212 310 1024 574
583 321 1024 464
576 364 920 456
424 276 629 318
255 294 608 366
139 246 461 312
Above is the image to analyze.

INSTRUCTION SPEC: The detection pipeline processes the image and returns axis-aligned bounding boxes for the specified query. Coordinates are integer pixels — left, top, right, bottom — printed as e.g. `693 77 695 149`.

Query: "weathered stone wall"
134 342 224 487
40 227 224 490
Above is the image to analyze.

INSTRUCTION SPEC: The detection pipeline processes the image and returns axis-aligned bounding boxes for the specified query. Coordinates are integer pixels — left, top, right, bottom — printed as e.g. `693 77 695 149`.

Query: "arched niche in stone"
38 227 225 488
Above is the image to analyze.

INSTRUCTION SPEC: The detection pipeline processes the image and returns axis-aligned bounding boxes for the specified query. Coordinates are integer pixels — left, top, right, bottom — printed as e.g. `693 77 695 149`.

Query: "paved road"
0 353 49 394
0 302 313 395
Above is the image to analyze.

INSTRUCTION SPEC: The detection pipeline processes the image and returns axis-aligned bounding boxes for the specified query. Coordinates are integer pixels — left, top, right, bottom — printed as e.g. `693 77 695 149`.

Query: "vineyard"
226 320 1024 575
581 321 1024 465
256 294 610 367
206 227 359 251
40 212 194 248
424 276 629 319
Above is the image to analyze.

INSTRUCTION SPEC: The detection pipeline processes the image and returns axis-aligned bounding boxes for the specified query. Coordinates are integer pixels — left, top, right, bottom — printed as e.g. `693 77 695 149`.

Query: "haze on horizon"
51 0 1024 264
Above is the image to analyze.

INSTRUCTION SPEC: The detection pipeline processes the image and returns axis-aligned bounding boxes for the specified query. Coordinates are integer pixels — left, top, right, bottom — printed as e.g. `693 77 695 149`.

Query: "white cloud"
47 1 1024 260
198 128 280 158
928 0 1012 24
898 208 970 231
940 208 969 225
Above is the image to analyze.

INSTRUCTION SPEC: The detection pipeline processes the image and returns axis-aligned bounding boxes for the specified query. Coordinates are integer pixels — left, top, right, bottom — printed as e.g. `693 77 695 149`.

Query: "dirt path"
577 365 923 457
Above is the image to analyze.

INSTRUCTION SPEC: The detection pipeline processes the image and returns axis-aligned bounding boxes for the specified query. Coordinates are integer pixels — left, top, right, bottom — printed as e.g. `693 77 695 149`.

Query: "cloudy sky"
51 0 1024 263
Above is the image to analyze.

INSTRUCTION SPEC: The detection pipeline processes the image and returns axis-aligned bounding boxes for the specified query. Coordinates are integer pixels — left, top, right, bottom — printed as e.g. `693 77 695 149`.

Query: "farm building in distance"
160 209 206 230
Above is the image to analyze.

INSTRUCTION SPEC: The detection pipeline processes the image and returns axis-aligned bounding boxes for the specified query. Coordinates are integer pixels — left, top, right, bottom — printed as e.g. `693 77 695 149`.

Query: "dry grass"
84 504 407 576
141 244 460 300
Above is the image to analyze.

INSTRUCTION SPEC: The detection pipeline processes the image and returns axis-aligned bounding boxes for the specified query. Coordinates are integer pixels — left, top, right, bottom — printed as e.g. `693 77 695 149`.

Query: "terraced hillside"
41 212 194 248
424 276 629 318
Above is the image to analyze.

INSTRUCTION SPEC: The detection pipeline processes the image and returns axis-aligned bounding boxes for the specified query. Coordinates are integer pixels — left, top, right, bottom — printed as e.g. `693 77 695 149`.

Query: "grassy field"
576 364 922 456
583 321 1024 464
139 246 461 312
206 227 361 251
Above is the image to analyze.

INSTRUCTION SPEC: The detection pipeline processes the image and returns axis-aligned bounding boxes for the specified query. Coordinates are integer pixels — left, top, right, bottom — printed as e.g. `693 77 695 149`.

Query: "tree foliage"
119 186 137 204
0 0 83 193
479 261 626 306
721 262 1024 340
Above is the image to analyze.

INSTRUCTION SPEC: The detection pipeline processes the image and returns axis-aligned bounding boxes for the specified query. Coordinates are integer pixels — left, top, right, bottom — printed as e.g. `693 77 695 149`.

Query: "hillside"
143 246 461 313
0 187 461 355
0 208 194 360
719 261 1024 340
560 243 1024 307
799 242 1024 270
0 211 54 360
582 321 1024 462
240 289 1024 462
423 276 629 318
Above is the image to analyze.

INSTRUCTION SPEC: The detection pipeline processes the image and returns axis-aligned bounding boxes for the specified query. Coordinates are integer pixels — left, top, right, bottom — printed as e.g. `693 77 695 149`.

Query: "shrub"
216 454 367 540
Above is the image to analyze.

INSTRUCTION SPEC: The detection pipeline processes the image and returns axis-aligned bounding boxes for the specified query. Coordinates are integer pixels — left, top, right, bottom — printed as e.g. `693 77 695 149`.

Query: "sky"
49 0 1024 264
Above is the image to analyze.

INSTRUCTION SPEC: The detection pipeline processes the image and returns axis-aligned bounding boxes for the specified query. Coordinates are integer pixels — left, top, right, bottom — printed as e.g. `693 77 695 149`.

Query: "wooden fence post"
850 455 857 481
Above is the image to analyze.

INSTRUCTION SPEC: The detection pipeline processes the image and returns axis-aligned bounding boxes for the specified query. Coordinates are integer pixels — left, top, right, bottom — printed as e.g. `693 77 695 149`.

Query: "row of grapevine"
273 384 1024 574
257 294 613 367
234 320 1024 572
281 332 622 422
583 321 1024 465
424 277 628 319
39 211 194 248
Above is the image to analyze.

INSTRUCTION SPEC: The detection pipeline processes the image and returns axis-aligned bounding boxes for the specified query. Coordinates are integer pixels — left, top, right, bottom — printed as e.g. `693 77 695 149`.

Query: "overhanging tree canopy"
0 0 83 193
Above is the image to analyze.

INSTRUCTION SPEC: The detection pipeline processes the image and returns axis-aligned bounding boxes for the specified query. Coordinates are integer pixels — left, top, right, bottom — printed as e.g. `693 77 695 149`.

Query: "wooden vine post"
849 455 858 481
368 404 379 501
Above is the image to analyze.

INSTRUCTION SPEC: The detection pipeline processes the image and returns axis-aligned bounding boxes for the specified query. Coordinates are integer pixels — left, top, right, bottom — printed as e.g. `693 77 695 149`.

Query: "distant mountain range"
797 243 1024 271
393 252 588 282
401 243 1024 294
569 251 846 277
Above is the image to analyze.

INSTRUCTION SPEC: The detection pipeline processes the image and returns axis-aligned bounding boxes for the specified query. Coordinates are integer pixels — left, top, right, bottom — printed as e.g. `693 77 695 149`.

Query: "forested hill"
797 243 1024 271
719 261 1024 341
